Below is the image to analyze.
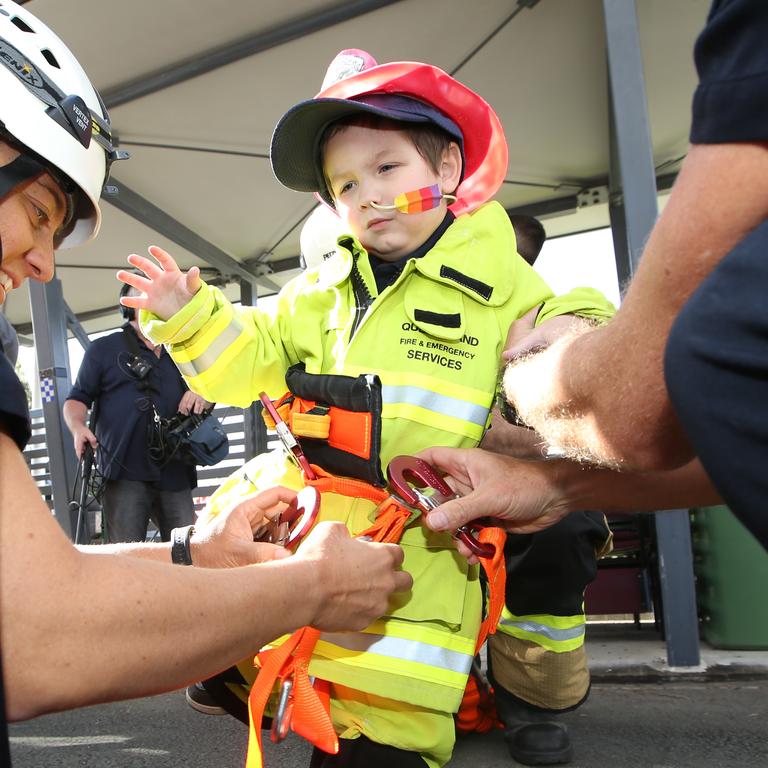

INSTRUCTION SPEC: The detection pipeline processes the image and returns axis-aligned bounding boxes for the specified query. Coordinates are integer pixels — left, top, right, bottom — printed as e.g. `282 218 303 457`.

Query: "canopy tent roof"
4 0 709 336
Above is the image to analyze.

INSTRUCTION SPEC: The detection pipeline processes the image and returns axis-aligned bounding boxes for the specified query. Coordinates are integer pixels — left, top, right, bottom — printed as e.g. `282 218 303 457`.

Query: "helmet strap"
0 153 45 202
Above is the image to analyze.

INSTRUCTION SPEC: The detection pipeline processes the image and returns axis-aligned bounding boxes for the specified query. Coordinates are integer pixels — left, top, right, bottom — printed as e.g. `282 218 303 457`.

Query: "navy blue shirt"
691 0 768 144
67 325 195 491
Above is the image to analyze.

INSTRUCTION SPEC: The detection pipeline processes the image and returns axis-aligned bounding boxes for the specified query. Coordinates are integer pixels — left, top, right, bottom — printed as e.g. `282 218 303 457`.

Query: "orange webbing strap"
244 473 410 768
262 394 373 459
305 466 412 544
474 527 507 653
245 627 337 768
304 465 389 505
455 527 506 736
455 672 502 734
355 497 414 543
260 394 294 431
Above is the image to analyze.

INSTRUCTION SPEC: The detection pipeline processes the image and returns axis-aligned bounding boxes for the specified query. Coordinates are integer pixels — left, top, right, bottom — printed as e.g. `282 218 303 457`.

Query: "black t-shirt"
690 0 768 144
368 211 455 294
0 352 30 451
66 325 195 491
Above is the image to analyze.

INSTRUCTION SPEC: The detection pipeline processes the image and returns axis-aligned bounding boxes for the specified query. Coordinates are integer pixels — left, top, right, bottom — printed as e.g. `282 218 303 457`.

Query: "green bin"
692 505 768 649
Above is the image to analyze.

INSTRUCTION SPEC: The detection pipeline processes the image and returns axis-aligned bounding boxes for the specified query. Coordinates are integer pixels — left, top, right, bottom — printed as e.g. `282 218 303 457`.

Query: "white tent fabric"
4 0 709 335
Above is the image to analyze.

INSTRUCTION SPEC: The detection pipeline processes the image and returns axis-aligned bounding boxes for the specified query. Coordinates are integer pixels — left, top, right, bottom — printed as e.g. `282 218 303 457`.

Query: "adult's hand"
177 390 212 416
117 245 201 322
296 522 412 632
417 447 571 542
190 486 297 568
72 424 98 459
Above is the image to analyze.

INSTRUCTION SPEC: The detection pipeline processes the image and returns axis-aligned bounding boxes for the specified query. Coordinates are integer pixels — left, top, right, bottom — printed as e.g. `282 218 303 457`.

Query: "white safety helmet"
0 0 125 248
299 205 346 270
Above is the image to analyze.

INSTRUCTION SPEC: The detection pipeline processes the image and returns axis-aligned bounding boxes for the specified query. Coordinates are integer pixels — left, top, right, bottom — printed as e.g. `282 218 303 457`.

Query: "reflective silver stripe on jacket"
497 617 585 642
382 384 489 427
176 317 243 378
320 631 474 674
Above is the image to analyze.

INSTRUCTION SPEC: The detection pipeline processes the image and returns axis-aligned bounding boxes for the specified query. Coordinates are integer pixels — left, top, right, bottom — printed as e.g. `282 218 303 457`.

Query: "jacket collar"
314 201 516 306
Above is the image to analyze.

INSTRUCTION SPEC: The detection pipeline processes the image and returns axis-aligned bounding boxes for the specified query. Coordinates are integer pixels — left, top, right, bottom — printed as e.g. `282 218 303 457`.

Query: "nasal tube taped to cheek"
370 184 457 214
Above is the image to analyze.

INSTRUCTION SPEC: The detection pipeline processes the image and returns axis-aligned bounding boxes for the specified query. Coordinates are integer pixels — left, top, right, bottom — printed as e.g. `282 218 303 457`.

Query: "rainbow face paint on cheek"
369 184 457 214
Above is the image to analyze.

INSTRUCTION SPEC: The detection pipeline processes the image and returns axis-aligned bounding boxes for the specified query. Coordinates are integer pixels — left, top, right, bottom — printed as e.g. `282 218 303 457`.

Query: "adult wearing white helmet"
0 0 123 307
0 3 410 759
299 205 346 270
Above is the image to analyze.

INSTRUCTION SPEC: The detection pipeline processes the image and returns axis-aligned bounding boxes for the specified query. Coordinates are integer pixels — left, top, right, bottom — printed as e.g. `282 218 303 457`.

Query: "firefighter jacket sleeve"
140 279 304 407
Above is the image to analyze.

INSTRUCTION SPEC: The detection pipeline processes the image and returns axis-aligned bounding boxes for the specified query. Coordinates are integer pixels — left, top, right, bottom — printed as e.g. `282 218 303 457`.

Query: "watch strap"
171 524 195 565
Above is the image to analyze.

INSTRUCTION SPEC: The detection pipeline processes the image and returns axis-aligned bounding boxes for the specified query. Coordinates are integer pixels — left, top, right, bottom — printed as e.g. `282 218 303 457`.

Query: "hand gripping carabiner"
386 456 496 559
252 486 321 551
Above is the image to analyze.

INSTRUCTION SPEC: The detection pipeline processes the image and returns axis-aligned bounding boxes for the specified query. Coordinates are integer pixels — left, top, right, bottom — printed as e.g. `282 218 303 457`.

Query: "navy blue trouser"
102 478 195 542
665 218 768 550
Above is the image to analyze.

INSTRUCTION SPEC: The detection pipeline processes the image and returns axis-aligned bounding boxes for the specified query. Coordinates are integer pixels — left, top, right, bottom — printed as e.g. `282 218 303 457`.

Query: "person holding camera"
63 281 212 542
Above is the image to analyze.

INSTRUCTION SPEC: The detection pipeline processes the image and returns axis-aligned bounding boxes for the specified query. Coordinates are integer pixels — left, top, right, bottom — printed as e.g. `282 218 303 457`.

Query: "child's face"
323 124 461 262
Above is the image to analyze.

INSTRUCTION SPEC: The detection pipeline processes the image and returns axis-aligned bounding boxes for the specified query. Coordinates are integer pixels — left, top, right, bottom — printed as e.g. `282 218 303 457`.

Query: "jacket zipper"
349 255 375 341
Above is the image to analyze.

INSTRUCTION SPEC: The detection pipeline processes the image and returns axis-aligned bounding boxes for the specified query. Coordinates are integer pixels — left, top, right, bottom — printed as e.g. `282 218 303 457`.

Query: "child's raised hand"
118 245 202 321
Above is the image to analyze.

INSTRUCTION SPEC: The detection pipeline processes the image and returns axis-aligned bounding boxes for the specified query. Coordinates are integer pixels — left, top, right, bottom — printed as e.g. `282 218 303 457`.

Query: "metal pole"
28 278 79 538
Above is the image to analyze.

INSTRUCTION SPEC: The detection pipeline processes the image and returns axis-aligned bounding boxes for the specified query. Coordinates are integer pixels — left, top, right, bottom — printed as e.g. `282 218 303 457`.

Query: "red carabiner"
386 456 496 559
281 486 321 550
253 486 321 551
259 392 317 480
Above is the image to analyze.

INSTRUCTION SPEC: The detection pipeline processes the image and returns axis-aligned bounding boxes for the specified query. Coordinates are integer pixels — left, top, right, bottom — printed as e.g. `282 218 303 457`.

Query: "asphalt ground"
9 679 768 767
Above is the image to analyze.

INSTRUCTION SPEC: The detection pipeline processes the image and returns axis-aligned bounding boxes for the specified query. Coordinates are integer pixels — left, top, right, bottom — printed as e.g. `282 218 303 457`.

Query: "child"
123 50 614 768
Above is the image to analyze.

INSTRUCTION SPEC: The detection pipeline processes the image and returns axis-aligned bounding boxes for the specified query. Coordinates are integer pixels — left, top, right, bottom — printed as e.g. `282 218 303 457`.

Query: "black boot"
496 694 573 766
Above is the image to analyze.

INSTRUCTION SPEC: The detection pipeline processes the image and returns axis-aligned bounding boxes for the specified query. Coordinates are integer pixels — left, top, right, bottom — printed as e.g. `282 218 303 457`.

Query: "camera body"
125 354 152 380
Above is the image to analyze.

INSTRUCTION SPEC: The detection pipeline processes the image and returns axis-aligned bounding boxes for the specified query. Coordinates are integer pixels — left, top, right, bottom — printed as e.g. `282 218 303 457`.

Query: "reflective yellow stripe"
269 618 475 691
182 328 254 391
496 609 586 653
351 367 491 406
172 299 235 363
314 636 471 691
175 311 244 379
344 366 491 440
362 618 477 655
382 385 489 427
382 402 485 441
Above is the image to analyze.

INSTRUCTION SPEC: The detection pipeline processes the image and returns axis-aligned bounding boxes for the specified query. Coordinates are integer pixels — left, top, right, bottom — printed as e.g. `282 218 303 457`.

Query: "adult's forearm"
503 143 768 471
62 398 88 432
0 433 319 720
5 542 320 720
555 458 722 515
419 447 721 539
76 541 172 561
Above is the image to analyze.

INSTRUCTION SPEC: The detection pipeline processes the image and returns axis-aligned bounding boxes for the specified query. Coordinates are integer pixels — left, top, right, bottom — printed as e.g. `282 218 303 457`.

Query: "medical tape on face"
369 184 457 214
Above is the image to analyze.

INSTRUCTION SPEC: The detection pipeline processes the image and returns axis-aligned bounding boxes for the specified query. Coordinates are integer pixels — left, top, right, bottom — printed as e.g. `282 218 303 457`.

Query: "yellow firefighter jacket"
142 201 615 762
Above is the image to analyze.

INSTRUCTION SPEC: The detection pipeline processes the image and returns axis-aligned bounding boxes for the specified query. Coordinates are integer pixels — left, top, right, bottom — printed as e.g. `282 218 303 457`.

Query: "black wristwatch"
497 390 534 429
171 524 195 565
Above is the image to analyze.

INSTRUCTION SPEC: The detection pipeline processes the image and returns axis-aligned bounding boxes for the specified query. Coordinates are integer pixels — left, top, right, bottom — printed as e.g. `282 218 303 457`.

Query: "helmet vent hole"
10 15 34 33
41 48 60 68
